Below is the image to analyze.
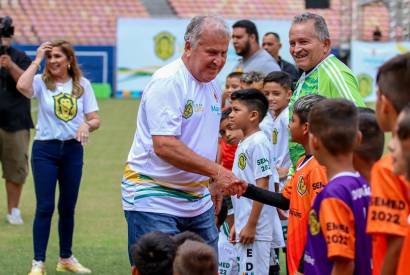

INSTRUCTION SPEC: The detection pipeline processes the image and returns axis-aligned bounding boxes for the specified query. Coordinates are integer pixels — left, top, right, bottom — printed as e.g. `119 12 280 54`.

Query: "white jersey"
259 111 275 143
272 107 291 190
231 131 279 241
122 58 222 217
31 75 99 141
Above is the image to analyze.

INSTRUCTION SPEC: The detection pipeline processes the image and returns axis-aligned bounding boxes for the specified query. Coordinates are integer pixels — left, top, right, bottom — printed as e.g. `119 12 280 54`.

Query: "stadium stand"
0 0 148 45
167 0 391 46
361 1 390 41
0 0 392 46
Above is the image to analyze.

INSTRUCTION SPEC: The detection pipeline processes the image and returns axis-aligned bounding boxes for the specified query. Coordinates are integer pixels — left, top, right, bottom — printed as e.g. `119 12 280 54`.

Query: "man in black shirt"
262 32 301 86
0 17 33 224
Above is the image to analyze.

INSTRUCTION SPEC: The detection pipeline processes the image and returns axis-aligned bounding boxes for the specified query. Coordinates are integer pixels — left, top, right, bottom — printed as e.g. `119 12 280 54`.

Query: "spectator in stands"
262 32 300 83
17 40 100 275
373 26 382 41
0 16 33 225
288 12 365 166
232 19 280 75
121 15 244 265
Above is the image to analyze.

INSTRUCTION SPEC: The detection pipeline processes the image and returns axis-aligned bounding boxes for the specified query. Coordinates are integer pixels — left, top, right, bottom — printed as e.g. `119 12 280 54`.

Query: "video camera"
0 16 14 55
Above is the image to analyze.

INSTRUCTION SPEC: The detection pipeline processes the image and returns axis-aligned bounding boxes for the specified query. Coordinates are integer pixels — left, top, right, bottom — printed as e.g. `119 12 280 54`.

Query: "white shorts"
237 241 271 275
271 209 285 249
218 239 239 275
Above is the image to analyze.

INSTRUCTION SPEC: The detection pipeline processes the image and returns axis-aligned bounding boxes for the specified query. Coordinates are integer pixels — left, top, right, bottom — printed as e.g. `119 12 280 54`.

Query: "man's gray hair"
184 16 230 48
292 12 330 41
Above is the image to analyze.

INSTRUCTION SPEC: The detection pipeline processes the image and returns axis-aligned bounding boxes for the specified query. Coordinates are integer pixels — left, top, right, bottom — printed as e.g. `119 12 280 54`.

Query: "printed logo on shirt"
182 100 194 119
257 158 270 172
296 175 307 196
194 103 204 113
272 128 278 144
309 209 321 236
211 105 221 115
53 93 78 122
238 153 247 170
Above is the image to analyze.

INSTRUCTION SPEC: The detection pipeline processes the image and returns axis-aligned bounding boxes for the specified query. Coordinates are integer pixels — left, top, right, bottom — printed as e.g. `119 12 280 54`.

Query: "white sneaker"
6 208 24 225
28 260 46 275
56 255 91 273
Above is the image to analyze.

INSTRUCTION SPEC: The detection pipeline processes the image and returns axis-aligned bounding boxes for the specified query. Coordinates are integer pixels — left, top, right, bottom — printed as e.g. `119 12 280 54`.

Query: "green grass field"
0 99 139 275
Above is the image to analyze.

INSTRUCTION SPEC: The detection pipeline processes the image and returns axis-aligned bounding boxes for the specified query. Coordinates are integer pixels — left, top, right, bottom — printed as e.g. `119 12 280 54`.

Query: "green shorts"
0 129 30 184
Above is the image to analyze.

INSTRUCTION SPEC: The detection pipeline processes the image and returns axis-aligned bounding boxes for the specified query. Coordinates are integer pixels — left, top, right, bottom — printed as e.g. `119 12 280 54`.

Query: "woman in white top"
17 40 100 275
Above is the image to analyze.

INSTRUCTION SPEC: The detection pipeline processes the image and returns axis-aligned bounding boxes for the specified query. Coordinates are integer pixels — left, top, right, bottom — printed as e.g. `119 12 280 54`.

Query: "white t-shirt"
231 131 279 241
260 111 275 143
272 107 291 189
31 74 99 141
122 58 222 217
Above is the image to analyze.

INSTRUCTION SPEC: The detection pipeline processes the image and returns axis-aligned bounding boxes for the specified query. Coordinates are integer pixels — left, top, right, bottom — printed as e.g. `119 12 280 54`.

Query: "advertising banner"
351 40 410 102
116 18 293 98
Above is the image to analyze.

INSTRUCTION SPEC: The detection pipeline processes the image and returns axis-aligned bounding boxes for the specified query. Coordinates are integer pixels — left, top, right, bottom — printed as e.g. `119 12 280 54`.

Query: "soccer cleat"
56 256 91 273
6 208 24 225
28 260 46 275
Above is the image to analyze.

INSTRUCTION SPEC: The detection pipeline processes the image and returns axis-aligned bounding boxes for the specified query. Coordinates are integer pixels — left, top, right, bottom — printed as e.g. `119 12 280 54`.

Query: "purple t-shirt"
304 172 372 275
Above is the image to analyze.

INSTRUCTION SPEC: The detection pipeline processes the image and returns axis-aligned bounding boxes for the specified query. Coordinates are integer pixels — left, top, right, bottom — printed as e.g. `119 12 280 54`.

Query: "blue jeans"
31 139 83 261
124 207 218 264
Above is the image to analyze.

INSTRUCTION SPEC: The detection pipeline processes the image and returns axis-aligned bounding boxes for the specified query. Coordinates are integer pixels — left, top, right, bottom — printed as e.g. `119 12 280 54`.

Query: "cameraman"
0 16 33 224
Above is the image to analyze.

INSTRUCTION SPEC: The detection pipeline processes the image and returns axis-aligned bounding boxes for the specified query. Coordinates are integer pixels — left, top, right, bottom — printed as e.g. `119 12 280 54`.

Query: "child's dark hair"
173 240 218 275
131 231 176 275
231 88 269 122
293 94 326 123
221 107 232 122
398 104 410 141
172 231 205 247
376 53 410 113
263 71 293 90
355 107 384 161
227 71 243 80
241 71 265 85
309 99 358 155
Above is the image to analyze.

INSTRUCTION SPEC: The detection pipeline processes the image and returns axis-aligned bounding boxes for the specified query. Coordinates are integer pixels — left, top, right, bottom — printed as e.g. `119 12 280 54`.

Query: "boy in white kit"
262 71 292 191
261 71 292 274
228 88 283 275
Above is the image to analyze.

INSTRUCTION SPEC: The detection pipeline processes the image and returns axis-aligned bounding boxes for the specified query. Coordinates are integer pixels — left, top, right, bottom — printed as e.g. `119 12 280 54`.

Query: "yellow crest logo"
309 209 321 236
154 31 175 61
53 93 77 122
272 128 278 144
238 153 247 170
182 100 194 119
296 175 307 196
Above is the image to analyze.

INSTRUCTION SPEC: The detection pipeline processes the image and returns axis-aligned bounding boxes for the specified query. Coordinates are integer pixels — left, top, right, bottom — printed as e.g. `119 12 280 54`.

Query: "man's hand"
239 222 257 244
224 180 248 197
212 165 245 196
209 182 223 215
0 54 13 69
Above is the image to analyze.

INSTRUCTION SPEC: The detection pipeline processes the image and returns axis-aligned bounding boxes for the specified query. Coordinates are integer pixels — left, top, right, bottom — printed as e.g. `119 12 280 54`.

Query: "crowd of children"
130 52 410 275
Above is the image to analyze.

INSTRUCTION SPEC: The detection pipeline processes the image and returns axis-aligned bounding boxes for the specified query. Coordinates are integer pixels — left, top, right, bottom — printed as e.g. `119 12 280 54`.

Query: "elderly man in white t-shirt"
122 16 243 263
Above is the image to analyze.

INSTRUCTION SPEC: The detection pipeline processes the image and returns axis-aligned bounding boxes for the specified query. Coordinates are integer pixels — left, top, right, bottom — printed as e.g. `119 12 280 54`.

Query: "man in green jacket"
288 12 365 165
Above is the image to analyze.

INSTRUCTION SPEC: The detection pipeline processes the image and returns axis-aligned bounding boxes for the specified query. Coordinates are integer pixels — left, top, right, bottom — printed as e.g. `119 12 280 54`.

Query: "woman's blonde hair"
42 40 84 97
